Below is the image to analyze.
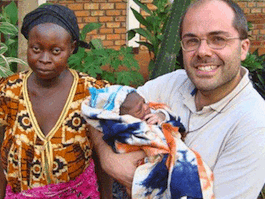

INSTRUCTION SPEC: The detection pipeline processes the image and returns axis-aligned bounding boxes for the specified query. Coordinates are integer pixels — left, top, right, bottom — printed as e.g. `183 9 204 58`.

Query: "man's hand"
103 151 146 189
144 112 165 125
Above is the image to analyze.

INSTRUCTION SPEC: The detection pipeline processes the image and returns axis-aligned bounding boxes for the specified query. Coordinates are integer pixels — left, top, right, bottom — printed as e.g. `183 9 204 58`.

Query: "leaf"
0 22 18 36
0 43 8 54
90 39 104 49
132 0 152 15
80 23 102 40
133 28 152 42
102 71 116 84
3 1 18 25
131 8 150 28
127 30 136 41
5 38 16 46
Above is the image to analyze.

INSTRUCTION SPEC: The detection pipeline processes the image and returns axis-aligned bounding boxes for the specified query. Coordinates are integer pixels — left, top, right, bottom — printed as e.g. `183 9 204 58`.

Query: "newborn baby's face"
120 92 151 120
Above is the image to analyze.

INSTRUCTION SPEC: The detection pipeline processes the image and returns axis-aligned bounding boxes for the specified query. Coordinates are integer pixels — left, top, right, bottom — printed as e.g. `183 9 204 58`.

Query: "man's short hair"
179 0 248 40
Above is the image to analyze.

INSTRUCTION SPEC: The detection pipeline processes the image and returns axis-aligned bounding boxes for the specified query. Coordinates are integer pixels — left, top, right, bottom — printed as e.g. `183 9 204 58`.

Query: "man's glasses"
181 35 241 52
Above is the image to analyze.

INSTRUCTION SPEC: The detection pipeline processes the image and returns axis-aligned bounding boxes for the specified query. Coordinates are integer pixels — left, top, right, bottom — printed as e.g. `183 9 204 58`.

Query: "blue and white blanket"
81 85 214 199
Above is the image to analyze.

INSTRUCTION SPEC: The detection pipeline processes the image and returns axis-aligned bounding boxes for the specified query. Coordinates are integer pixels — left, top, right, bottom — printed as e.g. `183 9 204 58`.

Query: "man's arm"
0 125 7 199
87 125 146 191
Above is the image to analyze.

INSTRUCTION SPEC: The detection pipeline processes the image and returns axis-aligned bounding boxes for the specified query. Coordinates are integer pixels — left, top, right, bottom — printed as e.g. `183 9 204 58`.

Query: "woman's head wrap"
21 4 89 53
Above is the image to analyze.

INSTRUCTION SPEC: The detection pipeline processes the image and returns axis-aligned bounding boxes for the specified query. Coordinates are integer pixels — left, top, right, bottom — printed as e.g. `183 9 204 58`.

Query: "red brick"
99 17 114 22
83 17 99 23
115 16 126 22
237 2 247 9
111 46 121 50
68 3 83 10
91 11 105 16
115 40 126 46
107 34 121 40
121 22 126 28
106 10 121 16
115 28 126 34
93 0 107 2
109 0 122 2
256 24 265 29
92 35 106 40
253 30 260 35
84 3 100 10
121 34 126 40
251 8 261 14
102 40 114 46
101 3 115 10
257 2 265 8
116 3 126 9
106 22 120 28
244 8 250 14
248 2 256 8
258 48 265 55
260 29 265 35
100 28 114 34
75 11 90 17
77 17 82 23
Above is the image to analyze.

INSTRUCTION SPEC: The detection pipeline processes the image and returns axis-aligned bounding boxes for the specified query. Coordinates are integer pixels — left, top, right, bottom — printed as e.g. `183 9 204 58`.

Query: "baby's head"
120 92 151 120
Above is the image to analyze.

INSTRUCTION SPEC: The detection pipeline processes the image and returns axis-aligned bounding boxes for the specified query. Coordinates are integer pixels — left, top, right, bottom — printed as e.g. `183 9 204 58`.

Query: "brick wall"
236 0 265 55
48 0 127 50
2 0 263 54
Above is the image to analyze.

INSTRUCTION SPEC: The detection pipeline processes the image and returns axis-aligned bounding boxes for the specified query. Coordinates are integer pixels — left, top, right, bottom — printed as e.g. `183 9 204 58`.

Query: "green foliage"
0 2 27 77
150 0 191 79
127 0 172 61
127 0 191 79
68 23 144 86
242 49 265 99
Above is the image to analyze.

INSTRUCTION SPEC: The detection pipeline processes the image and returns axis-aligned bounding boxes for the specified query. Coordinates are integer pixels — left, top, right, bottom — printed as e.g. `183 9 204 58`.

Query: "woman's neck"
32 69 70 88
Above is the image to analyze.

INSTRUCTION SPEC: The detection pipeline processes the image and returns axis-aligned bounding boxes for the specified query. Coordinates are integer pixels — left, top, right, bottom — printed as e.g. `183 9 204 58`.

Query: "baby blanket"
81 85 214 199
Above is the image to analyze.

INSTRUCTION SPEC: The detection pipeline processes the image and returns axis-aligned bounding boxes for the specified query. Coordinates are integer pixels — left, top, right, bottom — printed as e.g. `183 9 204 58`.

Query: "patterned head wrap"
21 4 89 53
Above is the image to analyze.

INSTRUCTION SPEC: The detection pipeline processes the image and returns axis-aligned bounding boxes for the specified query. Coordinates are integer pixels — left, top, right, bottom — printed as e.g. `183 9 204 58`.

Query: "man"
90 0 265 198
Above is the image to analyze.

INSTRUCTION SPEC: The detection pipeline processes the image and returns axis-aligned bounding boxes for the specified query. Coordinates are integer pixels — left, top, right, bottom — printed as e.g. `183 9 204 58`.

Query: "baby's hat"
88 85 136 114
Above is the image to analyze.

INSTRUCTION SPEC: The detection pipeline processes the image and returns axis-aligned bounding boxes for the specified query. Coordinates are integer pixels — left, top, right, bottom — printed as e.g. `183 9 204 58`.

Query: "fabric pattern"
81 85 215 199
5 160 99 199
0 69 108 196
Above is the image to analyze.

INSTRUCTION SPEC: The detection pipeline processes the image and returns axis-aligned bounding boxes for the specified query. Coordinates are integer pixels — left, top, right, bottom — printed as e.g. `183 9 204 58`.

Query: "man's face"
181 0 249 93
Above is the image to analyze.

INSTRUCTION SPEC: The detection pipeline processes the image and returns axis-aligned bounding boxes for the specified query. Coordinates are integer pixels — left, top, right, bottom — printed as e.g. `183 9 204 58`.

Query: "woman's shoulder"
0 71 29 97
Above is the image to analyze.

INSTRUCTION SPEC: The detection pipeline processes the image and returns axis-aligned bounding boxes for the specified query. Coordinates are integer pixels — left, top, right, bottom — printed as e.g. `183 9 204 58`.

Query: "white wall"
126 0 140 47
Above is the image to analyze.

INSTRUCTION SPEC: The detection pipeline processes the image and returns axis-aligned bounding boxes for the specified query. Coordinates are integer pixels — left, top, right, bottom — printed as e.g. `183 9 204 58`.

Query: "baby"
119 91 168 125
82 85 213 199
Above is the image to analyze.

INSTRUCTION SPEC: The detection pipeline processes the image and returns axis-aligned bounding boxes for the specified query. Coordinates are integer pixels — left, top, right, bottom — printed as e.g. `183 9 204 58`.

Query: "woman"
0 4 109 199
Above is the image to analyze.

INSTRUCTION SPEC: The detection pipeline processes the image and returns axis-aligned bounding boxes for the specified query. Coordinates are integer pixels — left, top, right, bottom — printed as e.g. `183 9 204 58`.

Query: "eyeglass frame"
180 36 242 52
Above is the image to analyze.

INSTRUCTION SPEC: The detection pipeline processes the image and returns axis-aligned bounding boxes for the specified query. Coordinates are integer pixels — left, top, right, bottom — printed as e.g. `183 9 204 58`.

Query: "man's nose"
196 39 213 57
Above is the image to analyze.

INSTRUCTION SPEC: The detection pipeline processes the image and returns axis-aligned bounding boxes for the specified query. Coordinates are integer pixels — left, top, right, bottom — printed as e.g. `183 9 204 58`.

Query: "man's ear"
240 38 250 61
71 40 77 54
